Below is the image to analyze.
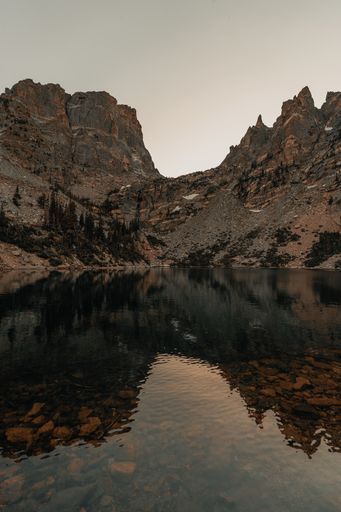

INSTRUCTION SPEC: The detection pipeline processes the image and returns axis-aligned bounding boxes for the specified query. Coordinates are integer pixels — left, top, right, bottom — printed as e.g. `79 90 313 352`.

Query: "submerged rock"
52 426 72 440
37 420 55 436
5 427 33 445
109 461 137 475
79 416 101 436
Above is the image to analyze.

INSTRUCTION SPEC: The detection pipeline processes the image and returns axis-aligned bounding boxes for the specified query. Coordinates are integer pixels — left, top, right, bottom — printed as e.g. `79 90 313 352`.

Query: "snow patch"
307 184 317 189
183 193 199 200
249 209 262 213
171 206 181 214
325 126 333 131
120 184 131 191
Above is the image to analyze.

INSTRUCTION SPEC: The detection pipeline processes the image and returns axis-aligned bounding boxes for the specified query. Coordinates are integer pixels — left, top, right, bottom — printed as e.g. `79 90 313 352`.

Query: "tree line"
44 191 139 242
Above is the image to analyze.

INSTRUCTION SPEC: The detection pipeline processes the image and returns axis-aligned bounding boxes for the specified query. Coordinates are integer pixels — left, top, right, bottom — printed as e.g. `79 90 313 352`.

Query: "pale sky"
1 0 340 176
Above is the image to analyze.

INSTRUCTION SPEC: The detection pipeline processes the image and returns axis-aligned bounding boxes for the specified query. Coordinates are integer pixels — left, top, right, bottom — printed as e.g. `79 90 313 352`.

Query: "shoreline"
1 263 339 274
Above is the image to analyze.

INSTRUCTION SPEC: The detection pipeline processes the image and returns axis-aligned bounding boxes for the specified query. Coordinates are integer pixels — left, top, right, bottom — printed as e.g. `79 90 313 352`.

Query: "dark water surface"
0 269 340 511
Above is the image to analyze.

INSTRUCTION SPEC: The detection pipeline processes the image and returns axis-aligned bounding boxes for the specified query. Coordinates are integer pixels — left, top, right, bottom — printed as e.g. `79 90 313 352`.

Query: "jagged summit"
219 86 334 170
255 114 266 128
296 85 314 106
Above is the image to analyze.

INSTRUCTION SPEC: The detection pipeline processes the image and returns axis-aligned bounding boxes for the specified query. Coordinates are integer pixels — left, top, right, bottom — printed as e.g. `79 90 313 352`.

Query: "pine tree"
13 186 21 207
79 212 85 230
37 193 46 209
96 216 105 241
48 192 57 227
84 212 95 238
134 191 142 231
0 204 8 232
64 200 77 231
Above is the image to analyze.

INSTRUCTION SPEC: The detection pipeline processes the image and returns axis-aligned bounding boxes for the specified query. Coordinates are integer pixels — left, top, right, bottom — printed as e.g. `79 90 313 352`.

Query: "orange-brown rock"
293 377 311 390
24 402 45 418
306 397 341 407
5 427 33 445
37 420 55 436
78 407 93 422
109 461 136 475
79 416 101 436
53 426 72 439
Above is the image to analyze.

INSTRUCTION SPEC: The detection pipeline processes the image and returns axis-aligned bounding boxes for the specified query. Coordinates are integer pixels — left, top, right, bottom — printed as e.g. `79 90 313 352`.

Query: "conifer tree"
79 212 85 230
84 212 95 238
13 186 21 207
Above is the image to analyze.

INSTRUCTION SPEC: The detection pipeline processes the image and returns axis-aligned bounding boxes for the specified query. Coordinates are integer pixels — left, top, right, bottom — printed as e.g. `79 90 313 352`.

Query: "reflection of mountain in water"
0 269 340 458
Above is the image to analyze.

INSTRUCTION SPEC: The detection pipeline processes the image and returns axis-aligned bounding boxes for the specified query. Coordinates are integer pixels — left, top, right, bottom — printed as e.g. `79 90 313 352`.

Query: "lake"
0 268 340 511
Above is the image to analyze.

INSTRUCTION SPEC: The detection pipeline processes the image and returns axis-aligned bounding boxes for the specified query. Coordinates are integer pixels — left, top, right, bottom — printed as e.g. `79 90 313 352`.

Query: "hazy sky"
1 0 340 176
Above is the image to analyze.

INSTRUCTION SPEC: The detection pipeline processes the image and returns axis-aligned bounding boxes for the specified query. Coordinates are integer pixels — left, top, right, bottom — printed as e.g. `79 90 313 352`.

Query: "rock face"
0 81 340 269
0 79 160 268
0 79 158 189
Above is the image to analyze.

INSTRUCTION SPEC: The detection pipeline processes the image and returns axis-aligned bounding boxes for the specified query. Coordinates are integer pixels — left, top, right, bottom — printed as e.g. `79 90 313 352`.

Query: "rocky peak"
0 79 158 184
296 85 315 109
255 114 266 129
280 86 315 119
277 89 319 137
5 79 69 126
218 86 336 188
321 91 341 127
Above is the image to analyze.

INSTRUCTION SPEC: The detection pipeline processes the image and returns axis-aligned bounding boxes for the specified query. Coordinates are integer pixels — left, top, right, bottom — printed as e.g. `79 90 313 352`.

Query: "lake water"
0 268 340 511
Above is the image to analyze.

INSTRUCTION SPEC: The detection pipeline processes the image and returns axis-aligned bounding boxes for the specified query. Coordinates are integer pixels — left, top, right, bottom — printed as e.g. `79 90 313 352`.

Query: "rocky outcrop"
0 79 158 189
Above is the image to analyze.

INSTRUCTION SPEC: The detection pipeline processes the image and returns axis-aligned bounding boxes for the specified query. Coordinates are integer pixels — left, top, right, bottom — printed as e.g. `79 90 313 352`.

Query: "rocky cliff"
0 80 340 270
0 79 158 199
0 79 160 268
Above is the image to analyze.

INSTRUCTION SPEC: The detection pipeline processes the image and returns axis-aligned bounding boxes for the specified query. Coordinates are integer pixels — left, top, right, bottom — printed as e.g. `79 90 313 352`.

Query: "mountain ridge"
0 80 340 270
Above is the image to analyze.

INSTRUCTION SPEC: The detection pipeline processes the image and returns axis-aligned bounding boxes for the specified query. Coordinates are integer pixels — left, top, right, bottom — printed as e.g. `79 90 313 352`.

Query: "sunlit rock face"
0 79 158 182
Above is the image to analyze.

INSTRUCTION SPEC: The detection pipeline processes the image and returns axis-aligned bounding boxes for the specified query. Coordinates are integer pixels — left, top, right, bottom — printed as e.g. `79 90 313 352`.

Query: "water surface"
0 269 340 511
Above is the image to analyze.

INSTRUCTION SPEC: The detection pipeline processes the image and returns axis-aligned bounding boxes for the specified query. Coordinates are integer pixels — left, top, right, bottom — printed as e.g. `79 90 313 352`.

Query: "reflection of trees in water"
0 268 340 374
0 271 145 342
153 268 341 360
0 268 340 458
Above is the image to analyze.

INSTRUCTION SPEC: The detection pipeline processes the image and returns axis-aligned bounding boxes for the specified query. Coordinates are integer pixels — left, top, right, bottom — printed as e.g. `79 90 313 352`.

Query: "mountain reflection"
0 268 340 459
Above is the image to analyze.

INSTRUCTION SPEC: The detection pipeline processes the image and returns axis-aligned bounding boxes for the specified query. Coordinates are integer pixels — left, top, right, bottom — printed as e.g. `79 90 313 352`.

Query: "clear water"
0 268 340 511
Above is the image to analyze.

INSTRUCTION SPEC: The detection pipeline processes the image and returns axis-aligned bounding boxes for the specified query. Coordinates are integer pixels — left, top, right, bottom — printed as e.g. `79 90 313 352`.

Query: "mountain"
115 86 340 268
0 79 160 268
0 80 340 270
0 79 158 194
